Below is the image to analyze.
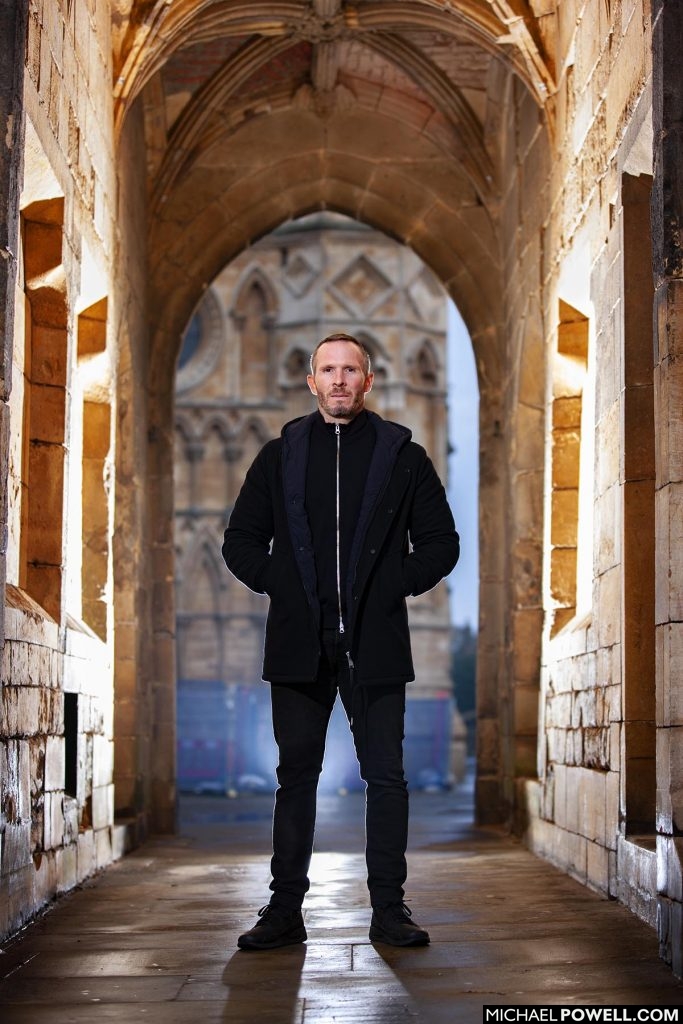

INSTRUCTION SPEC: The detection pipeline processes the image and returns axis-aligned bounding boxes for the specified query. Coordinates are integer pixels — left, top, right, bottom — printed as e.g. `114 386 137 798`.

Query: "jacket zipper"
335 423 345 634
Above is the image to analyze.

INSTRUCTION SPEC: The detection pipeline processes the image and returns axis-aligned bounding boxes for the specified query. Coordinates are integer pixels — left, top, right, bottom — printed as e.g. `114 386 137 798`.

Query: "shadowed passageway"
0 776 681 1022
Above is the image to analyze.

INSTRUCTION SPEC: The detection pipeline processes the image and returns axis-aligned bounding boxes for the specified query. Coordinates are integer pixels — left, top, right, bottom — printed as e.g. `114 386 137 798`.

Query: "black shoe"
369 902 430 947
237 904 307 950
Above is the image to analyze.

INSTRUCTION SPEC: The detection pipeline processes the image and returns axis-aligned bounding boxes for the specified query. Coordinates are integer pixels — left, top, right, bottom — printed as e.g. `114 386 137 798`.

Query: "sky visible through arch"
446 300 479 632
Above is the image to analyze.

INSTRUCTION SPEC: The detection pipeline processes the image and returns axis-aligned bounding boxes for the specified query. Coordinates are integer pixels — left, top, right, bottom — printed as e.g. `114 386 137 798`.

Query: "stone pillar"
651 0 683 978
0 0 28 648
476 380 509 824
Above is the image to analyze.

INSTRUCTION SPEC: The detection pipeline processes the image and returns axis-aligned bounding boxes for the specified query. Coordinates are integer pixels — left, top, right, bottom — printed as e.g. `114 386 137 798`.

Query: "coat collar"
281 409 412 449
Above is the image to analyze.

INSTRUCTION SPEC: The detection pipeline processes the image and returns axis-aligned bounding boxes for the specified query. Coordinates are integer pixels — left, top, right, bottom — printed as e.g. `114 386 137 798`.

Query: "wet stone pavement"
1 774 682 1023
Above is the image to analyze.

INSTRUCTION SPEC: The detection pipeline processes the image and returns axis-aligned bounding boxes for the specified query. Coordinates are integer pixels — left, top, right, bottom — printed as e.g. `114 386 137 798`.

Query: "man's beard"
319 391 363 419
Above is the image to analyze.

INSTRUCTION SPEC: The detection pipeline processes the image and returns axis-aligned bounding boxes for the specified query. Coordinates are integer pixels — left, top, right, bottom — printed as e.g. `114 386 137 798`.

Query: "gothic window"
15 198 69 621
549 300 589 636
200 420 229 509
177 541 223 682
232 268 278 401
356 331 389 383
76 298 111 640
173 417 194 510
176 287 225 394
413 340 439 387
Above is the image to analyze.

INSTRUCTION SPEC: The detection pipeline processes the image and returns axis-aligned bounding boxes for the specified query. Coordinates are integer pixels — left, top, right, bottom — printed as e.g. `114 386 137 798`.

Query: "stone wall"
0 0 151 938
1 587 122 936
496 0 663 928
651 0 683 976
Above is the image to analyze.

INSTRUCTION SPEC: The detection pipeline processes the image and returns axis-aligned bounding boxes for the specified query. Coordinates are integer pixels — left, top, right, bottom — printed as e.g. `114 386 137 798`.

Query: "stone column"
476 380 509 824
148 405 178 834
0 0 28 648
651 0 683 978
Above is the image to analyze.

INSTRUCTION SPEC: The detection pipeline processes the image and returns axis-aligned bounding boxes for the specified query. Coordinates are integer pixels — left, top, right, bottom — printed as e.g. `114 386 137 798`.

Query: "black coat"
222 411 460 686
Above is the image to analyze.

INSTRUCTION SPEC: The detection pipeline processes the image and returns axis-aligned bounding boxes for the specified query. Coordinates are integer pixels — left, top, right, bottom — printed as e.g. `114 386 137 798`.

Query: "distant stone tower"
174 213 464 791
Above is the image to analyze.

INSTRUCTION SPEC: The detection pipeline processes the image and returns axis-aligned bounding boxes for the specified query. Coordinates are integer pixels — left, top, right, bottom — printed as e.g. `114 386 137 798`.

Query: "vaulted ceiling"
115 1 558 388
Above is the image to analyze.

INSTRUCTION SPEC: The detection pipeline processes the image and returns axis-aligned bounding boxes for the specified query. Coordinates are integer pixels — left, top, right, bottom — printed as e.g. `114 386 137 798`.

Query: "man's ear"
364 373 374 394
306 373 317 395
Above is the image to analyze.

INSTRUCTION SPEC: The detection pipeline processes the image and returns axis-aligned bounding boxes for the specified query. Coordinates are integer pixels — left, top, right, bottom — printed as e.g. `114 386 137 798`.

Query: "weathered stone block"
92 735 113 787
586 839 609 893
17 740 30 820
1 823 31 876
550 546 577 606
597 567 621 648
91 783 113 830
44 791 64 851
32 849 57 910
77 829 95 883
44 734 64 791
657 725 674 835
552 429 580 489
63 796 79 845
8 864 35 934
55 843 77 894
95 826 112 870
658 622 683 727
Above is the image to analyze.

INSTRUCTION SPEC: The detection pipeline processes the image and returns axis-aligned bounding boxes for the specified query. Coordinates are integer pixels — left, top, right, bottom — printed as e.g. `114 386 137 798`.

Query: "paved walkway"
1 775 682 1023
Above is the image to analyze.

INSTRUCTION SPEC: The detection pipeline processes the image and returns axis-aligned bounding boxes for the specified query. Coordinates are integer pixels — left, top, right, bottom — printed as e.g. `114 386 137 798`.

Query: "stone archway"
108 0 555 833
137 137 542 832
6 0 683 966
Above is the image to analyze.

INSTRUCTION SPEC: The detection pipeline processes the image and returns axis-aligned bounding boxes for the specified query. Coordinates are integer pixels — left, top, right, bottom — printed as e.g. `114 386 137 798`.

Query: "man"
222 332 459 950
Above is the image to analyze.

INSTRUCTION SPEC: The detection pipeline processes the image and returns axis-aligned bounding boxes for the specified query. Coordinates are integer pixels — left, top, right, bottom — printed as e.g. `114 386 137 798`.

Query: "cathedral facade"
1 0 683 976
173 214 462 794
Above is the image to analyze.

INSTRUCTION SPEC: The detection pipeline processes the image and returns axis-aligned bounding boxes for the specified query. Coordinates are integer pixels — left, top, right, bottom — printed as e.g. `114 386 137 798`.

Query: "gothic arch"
232 265 279 320
176 528 226 602
148 167 503 399
174 410 199 445
231 267 279 401
138 0 554 835
239 416 272 449
199 412 234 445
175 532 225 683
355 330 391 382
408 338 441 388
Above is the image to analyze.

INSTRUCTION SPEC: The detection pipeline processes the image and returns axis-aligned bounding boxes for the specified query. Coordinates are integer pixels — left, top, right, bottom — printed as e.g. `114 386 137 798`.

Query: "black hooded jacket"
222 410 460 686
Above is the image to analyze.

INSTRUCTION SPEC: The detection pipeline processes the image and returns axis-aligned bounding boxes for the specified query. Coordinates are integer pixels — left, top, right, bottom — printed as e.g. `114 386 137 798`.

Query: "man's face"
307 341 374 423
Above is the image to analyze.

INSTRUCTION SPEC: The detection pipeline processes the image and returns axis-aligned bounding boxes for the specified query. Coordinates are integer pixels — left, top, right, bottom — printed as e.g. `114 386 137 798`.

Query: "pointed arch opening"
171 212 482 798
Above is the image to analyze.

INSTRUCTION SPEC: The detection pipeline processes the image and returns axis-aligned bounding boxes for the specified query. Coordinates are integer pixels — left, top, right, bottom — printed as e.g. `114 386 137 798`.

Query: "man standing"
222 333 459 950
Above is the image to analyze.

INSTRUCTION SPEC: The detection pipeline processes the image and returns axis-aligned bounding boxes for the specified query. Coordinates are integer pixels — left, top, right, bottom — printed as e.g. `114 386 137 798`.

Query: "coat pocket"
378 552 409 607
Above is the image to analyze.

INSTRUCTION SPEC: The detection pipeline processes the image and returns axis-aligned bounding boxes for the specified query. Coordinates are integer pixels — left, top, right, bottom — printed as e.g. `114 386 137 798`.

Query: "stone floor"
1 773 682 1023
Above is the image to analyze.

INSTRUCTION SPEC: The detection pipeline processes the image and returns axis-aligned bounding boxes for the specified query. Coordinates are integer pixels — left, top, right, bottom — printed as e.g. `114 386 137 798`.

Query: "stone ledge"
112 813 147 860
616 834 658 927
4 585 59 648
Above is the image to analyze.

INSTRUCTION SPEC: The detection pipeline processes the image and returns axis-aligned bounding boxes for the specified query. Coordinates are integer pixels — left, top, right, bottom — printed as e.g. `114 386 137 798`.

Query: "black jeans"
269 629 408 910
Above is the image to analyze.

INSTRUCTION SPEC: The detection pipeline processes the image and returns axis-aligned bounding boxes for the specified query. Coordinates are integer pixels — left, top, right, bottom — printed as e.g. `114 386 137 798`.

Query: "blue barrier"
177 680 454 794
